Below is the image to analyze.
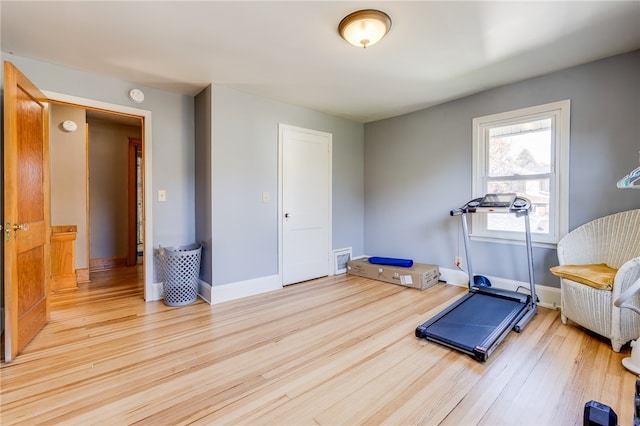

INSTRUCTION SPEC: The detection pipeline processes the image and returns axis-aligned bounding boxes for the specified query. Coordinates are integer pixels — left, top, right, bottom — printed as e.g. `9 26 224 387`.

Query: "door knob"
4 222 28 242
284 213 291 218
13 223 29 231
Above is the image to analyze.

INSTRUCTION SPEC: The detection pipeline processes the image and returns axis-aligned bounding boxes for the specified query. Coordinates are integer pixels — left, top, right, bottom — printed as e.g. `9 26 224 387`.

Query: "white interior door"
280 124 332 286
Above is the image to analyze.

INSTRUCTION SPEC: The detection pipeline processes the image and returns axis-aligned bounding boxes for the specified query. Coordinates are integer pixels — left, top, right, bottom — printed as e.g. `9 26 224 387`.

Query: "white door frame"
278 123 332 285
43 90 154 301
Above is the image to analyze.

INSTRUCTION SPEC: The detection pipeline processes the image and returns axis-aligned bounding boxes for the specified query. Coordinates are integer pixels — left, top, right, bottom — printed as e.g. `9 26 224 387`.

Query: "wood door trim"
127 137 142 267
85 123 91 280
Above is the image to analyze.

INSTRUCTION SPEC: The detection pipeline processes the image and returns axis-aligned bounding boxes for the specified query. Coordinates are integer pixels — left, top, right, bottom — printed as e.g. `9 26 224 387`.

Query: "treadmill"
415 194 538 362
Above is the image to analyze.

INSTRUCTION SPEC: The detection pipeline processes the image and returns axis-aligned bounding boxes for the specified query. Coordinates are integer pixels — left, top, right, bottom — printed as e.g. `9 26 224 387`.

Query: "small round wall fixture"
62 120 78 132
128 88 145 104
338 9 392 48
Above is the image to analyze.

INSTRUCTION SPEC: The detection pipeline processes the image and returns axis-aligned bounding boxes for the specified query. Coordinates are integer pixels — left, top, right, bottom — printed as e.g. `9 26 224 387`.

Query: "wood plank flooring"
1 266 637 425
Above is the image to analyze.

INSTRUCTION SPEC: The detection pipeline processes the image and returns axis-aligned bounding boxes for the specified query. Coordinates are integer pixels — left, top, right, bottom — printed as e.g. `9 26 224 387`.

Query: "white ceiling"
2 1 640 123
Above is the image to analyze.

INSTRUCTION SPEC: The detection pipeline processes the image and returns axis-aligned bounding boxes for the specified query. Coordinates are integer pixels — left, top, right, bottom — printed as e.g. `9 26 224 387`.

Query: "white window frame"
472 100 570 247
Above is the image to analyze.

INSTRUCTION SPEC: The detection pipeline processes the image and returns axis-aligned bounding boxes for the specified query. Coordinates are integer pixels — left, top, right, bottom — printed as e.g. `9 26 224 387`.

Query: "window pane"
486 179 550 234
488 119 552 177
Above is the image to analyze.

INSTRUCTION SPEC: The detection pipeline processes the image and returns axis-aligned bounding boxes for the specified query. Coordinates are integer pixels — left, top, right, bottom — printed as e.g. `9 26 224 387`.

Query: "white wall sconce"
338 9 392 48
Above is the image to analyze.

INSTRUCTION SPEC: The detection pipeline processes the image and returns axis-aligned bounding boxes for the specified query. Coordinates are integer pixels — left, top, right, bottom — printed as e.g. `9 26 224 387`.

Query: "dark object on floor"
473 275 492 287
583 400 617 426
635 379 640 426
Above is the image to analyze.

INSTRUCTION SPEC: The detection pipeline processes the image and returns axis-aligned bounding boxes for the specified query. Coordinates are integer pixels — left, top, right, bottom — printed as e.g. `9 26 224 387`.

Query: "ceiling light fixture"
338 9 391 48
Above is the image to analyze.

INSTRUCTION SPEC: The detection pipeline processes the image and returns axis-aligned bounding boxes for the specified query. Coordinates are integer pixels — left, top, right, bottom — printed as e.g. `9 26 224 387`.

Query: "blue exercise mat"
368 257 413 267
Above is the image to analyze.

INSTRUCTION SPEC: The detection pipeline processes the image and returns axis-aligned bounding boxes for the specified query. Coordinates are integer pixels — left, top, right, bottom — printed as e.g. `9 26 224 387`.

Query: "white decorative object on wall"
128 88 145 104
61 120 78 132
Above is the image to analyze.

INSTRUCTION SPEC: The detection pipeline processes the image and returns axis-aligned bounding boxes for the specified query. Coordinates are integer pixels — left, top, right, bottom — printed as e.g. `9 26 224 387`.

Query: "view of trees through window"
473 100 569 245
485 118 552 234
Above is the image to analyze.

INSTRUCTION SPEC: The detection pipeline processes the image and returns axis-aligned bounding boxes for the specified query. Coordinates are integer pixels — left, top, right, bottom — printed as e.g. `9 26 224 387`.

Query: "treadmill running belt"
423 293 524 352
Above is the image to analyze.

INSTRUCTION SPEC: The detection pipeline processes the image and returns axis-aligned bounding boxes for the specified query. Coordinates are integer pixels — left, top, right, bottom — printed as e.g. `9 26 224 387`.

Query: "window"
472 100 570 246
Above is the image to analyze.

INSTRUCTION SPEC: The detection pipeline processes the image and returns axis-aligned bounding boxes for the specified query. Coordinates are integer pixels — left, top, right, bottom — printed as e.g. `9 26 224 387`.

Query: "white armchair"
555 209 640 352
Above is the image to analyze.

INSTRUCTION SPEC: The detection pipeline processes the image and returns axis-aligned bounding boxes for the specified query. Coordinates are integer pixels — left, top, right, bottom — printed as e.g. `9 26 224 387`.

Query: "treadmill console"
450 194 530 216
475 193 517 213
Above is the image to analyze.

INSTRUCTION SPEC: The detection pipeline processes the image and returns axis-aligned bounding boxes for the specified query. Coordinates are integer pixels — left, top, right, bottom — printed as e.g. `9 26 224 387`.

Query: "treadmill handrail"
451 196 531 216
450 197 483 216
454 194 537 313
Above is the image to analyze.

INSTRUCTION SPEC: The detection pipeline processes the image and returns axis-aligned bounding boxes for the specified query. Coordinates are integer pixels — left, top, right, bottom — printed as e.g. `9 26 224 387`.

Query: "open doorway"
86 110 143 273
45 90 155 301
50 105 144 287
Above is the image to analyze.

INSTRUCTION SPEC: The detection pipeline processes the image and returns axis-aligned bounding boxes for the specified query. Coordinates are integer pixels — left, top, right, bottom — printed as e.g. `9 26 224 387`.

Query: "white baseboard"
209 274 282 305
438 267 560 310
438 267 469 286
149 282 163 301
534 285 561 310
198 279 212 304
153 266 560 309
149 281 213 305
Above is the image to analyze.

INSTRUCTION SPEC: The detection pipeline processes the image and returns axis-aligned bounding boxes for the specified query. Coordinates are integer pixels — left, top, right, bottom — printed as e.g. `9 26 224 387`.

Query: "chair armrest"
612 257 640 310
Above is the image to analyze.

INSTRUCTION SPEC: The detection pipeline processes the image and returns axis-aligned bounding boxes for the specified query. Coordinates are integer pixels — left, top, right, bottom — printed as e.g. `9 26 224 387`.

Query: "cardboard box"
347 258 440 290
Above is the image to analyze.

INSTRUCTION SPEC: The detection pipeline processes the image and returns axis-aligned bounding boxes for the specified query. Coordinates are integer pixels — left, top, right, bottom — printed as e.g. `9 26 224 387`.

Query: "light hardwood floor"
1 266 636 425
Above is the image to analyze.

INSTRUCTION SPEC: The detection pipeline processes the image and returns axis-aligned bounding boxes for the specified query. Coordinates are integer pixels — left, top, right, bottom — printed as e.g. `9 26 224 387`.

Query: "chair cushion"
550 263 618 290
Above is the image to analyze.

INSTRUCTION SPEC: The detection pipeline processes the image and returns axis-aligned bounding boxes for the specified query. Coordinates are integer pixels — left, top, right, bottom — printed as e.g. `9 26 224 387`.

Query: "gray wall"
364 50 640 288
1 53 196 260
50 104 88 269
3 50 638 295
88 118 140 260
197 84 364 286
195 85 212 284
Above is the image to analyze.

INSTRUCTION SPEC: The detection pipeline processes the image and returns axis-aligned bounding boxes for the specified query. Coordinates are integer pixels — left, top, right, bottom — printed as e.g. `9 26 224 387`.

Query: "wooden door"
280 125 331 285
3 61 51 362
